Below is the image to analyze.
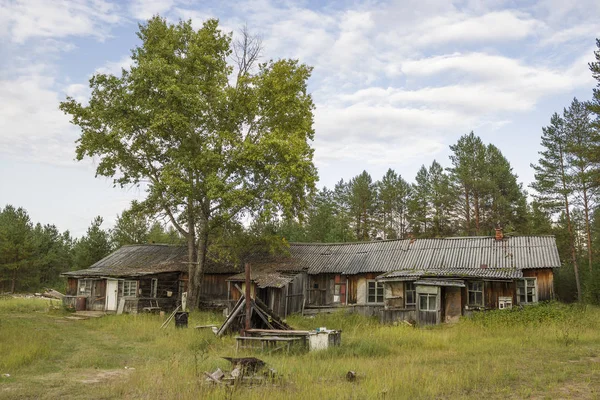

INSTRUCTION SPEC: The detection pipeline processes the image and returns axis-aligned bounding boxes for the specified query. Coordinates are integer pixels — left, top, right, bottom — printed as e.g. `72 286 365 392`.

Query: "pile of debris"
216 295 292 336
204 357 280 386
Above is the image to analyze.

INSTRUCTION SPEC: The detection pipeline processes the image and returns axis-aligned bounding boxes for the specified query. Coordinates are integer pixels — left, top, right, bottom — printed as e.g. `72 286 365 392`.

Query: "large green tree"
72 216 113 269
348 171 377 240
0 205 35 292
448 132 487 235
531 113 582 301
564 98 598 273
60 17 317 308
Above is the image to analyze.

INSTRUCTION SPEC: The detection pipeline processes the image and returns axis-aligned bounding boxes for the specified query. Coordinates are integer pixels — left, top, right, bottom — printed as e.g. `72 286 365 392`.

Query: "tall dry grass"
1 299 599 399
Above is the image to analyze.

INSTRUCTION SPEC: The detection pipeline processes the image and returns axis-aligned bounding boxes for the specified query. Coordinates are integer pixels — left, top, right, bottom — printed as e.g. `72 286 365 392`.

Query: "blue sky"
1 0 599 237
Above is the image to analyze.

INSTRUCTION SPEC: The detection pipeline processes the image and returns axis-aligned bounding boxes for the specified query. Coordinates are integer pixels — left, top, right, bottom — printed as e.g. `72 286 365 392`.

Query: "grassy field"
1 298 599 399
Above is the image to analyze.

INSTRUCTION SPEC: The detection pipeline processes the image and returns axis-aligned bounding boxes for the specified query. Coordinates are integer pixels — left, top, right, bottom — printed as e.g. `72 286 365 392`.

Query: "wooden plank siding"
523 268 554 301
199 274 230 302
66 278 78 296
483 281 515 309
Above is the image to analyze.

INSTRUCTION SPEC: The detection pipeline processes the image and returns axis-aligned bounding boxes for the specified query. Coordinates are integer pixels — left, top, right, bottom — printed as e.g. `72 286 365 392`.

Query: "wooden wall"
285 272 306 315
66 278 77 296
89 280 106 311
523 268 554 301
483 281 515 309
199 274 231 301
308 274 330 306
135 272 181 311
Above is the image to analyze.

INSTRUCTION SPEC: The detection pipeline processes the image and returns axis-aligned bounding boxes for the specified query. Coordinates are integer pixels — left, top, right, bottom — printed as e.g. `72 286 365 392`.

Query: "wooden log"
217 299 245 336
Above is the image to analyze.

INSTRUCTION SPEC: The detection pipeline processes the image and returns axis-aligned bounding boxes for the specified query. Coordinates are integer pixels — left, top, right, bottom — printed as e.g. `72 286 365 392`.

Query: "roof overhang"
414 279 466 287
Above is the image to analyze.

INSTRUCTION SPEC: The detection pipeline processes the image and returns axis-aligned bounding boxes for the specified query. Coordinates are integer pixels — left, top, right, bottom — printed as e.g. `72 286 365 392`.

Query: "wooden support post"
245 262 251 334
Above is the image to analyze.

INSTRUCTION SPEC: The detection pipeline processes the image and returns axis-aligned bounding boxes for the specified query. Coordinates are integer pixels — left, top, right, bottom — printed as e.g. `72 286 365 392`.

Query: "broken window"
367 280 384 303
517 278 537 304
419 293 437 311
468 281 484 306
77 279 92 296
123 280 138 297
405 282 416 307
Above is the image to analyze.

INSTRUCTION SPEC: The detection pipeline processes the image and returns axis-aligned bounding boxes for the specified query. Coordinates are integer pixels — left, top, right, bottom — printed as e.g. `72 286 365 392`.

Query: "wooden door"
416 285 440 325
105 279 118 311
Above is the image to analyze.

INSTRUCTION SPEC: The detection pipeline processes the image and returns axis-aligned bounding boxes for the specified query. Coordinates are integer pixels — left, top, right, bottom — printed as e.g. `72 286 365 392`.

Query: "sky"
1 0 599 237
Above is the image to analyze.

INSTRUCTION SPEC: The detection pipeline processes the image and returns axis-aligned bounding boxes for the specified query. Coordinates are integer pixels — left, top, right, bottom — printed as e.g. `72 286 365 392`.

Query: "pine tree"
348 171 377 240
408 165 430 236
531 113 582 301
483 144 528 233
0 206 35 293
449 132 487 235
564 98 598 273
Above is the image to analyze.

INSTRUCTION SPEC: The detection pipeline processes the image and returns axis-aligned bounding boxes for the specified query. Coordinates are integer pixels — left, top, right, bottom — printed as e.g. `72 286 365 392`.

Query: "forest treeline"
2 37 600 303
0 207 181 292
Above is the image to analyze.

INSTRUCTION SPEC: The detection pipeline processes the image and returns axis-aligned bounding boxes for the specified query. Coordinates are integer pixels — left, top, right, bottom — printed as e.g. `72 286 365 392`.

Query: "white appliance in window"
498 296 512 310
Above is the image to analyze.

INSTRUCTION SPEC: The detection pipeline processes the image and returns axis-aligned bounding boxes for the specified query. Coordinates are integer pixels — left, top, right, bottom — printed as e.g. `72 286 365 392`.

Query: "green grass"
1 299 599 399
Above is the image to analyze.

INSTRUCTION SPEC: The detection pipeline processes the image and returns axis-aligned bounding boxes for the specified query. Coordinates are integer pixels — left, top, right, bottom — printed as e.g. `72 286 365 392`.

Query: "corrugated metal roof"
227 270 301 289
62 236 560 280
378 267 522 280
62 244 240 278
289 236 560 277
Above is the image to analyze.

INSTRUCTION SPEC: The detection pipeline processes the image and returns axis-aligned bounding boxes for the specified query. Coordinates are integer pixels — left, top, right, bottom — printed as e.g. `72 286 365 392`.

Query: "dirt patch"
555 380 597 400
77 369 132 384
36 368 133 385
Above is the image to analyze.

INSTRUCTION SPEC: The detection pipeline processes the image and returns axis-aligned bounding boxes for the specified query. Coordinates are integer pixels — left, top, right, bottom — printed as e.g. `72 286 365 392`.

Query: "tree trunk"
474 192 480 235
11 268 16 293
464 188 471 235
193 213 210 309
564 196 582 301
185 198 198 310
582 184 593 274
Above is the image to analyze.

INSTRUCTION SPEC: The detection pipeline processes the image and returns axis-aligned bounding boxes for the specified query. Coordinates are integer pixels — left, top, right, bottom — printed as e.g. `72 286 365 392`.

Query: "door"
416 285 440 325
105 279 118 311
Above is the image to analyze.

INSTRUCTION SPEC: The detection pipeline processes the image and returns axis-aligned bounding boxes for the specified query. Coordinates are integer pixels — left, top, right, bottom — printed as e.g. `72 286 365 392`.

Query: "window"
405 282 416 307
517 278 537 304
468 281 484 306
367 280 384 303
78 279 92 295
123 280 138 297
151 278 158 298
419 293 437 311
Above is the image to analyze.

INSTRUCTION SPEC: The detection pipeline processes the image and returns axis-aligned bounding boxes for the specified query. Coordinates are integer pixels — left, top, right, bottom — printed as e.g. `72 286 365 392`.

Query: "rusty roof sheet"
289 236 560 276
62 244 240 278
378 267 522 280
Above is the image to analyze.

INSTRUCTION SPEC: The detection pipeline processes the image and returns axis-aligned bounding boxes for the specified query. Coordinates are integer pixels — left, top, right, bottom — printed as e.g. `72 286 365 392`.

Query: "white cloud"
129 0 177 20
400 52 592 95
95 55 134 76
1 0 122 43
0 67 79 165
411 11 543 46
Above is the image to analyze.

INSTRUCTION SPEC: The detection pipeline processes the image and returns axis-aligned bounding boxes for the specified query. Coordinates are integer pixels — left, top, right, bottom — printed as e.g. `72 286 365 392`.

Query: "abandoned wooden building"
61 244 240 313
62 231 561 324
290 231 560 325
226 263 307 318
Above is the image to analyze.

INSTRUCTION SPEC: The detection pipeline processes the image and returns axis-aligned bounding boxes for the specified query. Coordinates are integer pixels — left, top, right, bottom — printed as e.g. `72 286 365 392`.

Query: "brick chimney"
495 225 504 241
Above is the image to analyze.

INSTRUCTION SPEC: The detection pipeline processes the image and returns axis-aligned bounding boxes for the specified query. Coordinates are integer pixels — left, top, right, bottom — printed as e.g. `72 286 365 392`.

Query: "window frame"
467 281 484 307
404 281 416 308
517 278 537 304
78 279 92 295
366 280 384 304
123 280 138 297
419 293 437 311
